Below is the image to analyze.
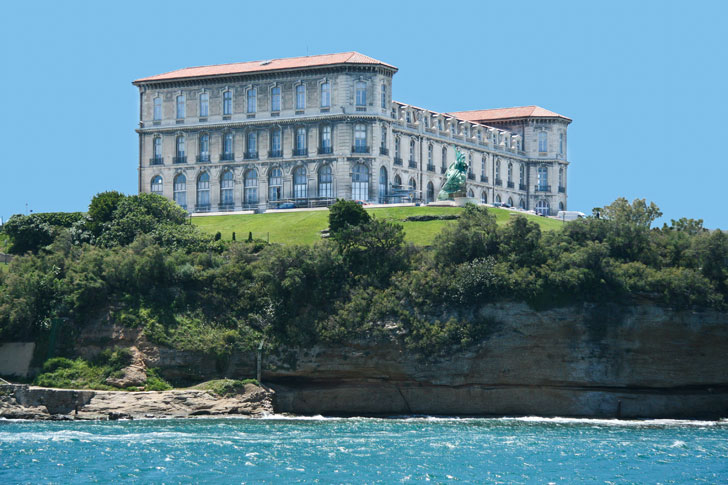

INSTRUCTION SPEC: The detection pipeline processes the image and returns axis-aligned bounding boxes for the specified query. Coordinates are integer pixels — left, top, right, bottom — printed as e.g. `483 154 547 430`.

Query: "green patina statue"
437 147 469 201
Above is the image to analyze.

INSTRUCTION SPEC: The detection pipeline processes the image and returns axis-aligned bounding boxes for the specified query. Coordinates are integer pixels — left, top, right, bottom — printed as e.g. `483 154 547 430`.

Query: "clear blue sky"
1 0 726 228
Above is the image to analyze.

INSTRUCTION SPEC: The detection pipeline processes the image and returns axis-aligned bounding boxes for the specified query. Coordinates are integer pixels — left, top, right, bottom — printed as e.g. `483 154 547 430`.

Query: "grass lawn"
193 205 564 246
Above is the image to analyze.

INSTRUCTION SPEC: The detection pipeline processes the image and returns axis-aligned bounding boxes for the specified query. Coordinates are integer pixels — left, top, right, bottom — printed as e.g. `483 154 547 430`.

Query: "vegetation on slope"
0 193 725 375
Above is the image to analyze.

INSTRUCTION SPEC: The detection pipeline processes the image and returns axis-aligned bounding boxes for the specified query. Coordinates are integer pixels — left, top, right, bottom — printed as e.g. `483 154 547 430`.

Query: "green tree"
328 199 371 235
87 191 126 236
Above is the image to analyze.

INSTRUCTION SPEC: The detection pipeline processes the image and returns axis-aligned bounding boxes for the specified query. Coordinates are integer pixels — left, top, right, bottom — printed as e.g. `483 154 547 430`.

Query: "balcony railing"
149 156 164 165
408 159 417 168
427 164 435 172
519 183 527 191
268 150 282 158
535 185 551 192
173 155 187 164
495 178 503 186
481 175 488 183
380 146 389 155
293 148 307 156
394 157 403 166
244 151 258 160
507 181 514 188
197 154 210 163
352 145 370 154
318 146 333 155
195 204 211 212
218 203 235 212
220 152 235 161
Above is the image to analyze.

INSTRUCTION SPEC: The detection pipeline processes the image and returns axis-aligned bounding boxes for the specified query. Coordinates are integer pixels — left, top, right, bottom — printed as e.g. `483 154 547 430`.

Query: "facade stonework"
134 52 570 215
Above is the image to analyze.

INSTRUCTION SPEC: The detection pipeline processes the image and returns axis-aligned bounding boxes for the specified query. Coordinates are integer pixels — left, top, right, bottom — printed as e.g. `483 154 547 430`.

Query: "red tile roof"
133 52 397 84
447 106 571 122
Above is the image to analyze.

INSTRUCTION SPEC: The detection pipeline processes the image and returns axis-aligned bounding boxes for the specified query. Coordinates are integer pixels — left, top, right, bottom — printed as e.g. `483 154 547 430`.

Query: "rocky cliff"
74 302 728 419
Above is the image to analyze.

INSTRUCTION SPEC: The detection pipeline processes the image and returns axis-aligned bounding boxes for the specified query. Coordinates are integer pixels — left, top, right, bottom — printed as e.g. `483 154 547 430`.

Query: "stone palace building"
133 52 571 215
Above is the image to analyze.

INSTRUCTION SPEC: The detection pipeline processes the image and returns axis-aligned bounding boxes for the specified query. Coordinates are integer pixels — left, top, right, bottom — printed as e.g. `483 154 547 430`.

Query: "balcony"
268 150 282 158
535 185 551 192
380 146 389 155
293 148 307 156
218 203 235 212
394 157 403 166
427 164 435 172
318 146 333 155
507 181 514 188
481 175 488 183
195 204 211 213
220 152 235 161
519 183 527 191
352 145 370 154
408 159 417 168
197 154 210 163
244 151 258 160
173 155 187 164
467 172 475 180
558 186 566 193
149 156 164 165
495 178 503 186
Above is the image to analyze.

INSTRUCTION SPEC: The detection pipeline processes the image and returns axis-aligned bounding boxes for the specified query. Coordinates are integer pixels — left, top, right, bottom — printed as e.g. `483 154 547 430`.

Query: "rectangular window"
199 93 209 117
153 98 162 121
271 87 281 111
296 84 305 110
271 130 281 153
176 95 185 119
223 91 232 115
355 81 366 106
321 126 331 150
381 84 386 109
247 88 256 113
296 128 307 149
380 126 386 147
320 82 330 107
538 132 548 152
354 124 367 150
559 133 564 154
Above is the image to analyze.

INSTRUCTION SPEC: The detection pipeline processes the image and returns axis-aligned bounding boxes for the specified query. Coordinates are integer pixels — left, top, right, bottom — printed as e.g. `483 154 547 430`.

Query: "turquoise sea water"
1 416 726 483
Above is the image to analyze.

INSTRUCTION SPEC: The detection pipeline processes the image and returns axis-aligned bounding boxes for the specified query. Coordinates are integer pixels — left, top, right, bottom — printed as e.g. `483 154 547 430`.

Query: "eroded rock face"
68 303 728 419
0 383 274 420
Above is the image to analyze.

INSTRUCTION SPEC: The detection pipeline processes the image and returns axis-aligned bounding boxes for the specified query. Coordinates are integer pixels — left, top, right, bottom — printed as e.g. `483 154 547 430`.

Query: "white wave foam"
500 416 723 427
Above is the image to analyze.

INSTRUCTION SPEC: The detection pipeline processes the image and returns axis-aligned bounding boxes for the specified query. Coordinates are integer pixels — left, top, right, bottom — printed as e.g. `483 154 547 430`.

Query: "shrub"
328 199 371 235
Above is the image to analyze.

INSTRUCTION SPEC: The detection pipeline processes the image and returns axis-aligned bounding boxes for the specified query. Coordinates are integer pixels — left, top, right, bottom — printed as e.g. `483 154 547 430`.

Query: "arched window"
295 127 307 155
519 164 525 185
199 92 209 117
295 84 305 110
244 169 258 205
426 181 434 203
320 125 332 153
223 133 234 160
379 166 388 203
408 177 416 201
559 201 565 211
175 135 185 163
320 82 331 108
223 90 233 115
153 97 162 121
247 87 256 113
319 165 333 198
176 95 185 119
538 131 548 152
199 133 210 162
197 172 210 209
220 171 234 207
268 167 282 201
270 86 281 112
496 194 502 203
507 162 513 183
394 174 402 187
481 191 487 204
173 174 187 208
507 197 514 207
355 81 366 106
536 200 550 216
467 188 474 198
354 124 367 152
270 129 281 157
293 166 307 199
537 166 549 191
519 199 526 209
151 175 163 195
352 164 369 201
559 166 564 189
247 132 257 158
